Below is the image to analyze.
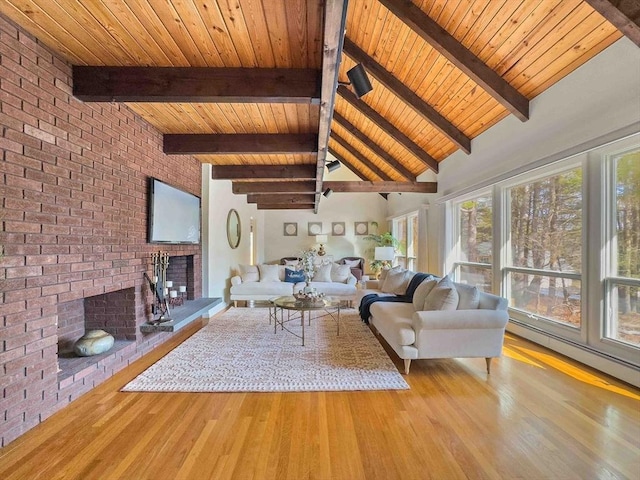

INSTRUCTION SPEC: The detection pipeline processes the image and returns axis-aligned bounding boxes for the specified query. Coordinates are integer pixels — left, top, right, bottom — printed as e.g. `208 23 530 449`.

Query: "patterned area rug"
122 307 409 392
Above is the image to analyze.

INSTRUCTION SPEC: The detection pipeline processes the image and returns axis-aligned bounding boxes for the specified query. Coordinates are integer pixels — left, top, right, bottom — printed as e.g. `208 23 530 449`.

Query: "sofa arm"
346 274 357 286
231 275 242 286
365 279 380 289
412 309 509 331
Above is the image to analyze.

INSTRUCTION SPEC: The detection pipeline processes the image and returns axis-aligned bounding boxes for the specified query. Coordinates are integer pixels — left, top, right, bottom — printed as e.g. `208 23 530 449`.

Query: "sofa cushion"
381 267 410 294
284 268 305 283
423 275 459 311
312 263 332 282
230 281 293 296
342 259 361 268
330 263 351 283
239 264 259 283
456 284 480 309
258 264 281 282
309 281 356 297
412 278 437 310
370 302 416 346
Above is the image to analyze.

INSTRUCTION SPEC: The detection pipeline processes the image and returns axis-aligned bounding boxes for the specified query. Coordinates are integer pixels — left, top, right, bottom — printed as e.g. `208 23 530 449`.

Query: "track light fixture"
323 188 333 198
326 160 341 172
346 63 373 98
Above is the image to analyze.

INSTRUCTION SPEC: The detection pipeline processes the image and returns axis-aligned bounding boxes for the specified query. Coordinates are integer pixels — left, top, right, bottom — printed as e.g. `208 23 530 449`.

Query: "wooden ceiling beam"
377 0 529 121
164 133 318 154
256 204 315 210
211 165 316 180
337 86 439 173
327 148 388 199
583 0 640 47
72 67 321 104
232 181 316 194
247 194 316 204
330 133 394 181
343 38 471 154
315 0 350 214
332 112 416 181
323 181 437 193
327 147 371 181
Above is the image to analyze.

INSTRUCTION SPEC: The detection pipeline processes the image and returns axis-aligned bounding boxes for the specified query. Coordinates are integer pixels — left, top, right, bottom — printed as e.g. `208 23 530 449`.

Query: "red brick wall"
0 14 203 446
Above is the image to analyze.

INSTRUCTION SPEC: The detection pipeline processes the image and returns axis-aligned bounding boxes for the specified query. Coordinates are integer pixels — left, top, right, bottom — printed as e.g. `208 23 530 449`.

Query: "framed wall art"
283 222 297 236
332 222 345 236
308 222 322 236
354 221 369 236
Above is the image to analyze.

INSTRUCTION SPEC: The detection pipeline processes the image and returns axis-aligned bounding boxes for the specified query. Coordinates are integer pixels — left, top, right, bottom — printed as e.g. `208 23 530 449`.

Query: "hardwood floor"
1 310 638 480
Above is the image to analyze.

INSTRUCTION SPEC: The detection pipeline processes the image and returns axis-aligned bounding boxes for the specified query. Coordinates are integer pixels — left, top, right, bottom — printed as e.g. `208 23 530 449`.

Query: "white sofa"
358 271 509 374
230 263 357 307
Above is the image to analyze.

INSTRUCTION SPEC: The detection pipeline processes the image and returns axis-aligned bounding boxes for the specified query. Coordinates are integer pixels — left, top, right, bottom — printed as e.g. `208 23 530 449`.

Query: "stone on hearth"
73 330 115 357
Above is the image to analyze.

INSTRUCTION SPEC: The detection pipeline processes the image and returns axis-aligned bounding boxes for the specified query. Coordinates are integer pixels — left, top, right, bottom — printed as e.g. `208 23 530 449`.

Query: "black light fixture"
323 188 333 198
346 63 373 98
326 160 341 172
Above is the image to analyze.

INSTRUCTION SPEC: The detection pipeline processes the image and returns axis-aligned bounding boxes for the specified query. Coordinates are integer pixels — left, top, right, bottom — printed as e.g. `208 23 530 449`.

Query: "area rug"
122 307 408 392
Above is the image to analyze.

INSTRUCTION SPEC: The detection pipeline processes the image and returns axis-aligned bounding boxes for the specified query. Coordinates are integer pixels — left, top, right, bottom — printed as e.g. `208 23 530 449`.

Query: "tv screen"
148 178 201 244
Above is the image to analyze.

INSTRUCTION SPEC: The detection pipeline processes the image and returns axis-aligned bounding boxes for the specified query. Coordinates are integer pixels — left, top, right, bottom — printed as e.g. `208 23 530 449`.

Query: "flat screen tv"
148 177 201 244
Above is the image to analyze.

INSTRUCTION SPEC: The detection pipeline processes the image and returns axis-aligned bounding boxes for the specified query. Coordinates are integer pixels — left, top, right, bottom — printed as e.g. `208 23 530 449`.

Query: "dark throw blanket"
359 272 433 324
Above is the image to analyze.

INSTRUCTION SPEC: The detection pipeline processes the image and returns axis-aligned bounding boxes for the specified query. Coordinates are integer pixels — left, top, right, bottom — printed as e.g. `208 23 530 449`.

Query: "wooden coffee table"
272 296 342 346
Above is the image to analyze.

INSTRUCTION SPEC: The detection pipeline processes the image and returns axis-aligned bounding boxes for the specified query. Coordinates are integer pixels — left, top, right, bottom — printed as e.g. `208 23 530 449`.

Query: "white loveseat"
358 270 509 374
230 263 357 307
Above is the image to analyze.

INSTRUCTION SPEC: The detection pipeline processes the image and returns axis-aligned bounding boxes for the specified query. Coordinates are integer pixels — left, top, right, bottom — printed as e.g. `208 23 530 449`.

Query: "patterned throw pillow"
312 263 332 282
284 268 305 283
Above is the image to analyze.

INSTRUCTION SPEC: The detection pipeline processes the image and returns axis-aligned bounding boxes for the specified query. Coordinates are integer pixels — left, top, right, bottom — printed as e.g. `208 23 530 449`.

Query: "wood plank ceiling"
1 0 633 211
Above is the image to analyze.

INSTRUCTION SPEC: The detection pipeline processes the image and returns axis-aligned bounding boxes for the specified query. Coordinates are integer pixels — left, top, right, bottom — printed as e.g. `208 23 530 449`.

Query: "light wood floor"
1 309 639 480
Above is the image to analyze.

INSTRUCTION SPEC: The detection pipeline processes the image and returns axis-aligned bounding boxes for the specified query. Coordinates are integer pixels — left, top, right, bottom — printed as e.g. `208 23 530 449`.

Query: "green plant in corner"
363 231 399 275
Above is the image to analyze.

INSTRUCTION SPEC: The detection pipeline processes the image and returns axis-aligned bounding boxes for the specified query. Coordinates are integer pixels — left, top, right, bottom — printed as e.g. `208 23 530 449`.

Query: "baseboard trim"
507 321 640 388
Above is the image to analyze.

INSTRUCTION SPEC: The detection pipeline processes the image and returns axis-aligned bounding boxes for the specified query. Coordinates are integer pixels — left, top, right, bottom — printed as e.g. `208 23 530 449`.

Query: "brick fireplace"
0 14 206 447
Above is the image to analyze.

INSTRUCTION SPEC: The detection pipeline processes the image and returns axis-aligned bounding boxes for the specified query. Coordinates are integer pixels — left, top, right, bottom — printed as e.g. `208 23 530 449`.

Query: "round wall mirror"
226 209 241 249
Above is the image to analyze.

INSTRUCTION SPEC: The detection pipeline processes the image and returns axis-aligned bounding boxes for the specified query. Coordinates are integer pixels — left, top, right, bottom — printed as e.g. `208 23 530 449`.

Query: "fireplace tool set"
144 251 171 324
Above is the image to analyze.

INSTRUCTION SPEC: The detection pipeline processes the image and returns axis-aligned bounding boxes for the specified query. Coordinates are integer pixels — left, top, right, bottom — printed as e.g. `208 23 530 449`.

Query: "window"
606 149 640 347
392 212 419 271
445 133 639 369
452 193 492 292
506 166 583 329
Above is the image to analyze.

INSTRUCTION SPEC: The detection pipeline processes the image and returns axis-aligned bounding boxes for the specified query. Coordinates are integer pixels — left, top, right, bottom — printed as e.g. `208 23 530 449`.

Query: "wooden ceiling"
2 0 636 211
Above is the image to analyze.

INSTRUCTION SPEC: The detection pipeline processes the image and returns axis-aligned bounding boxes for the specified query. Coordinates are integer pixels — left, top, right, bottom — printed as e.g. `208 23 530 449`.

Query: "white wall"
201 164 264 304
431 37 640 271
262 156 388 267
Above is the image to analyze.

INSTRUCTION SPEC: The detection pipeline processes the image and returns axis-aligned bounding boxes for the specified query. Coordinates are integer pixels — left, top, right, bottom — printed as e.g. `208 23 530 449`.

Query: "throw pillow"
457 284 480 310
284 268 305 283
423 275 459 311
258 264 281 283
330 263 351 283
381 268 409 294
312 263 332 282
283 259 299 267
239 264 259 283
342 259 361 268
412 277 438 310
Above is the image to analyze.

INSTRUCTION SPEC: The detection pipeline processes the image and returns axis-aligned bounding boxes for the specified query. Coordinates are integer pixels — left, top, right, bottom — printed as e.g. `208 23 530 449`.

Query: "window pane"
458 195 492 263
509 167 582 273
509 272 581 328
395 218 407 257
616 151 640 279
457 265 492 292
608 283 640 346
